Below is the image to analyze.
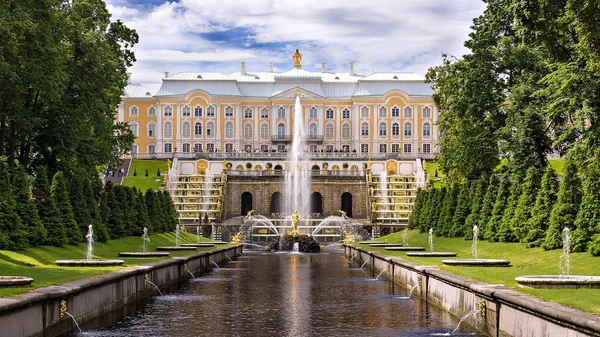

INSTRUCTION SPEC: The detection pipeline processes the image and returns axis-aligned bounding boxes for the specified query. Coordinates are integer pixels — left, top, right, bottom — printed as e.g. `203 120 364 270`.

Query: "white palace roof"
123 67 433 100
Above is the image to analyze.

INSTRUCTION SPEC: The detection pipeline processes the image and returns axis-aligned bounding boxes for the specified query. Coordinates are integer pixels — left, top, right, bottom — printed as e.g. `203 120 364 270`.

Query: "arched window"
225 106 234 117
194 106 202 117
422 106 431 118
379 106 387 118
342 124 350 138
361 106 369 118
326 124 334 138
130 122 138 137
404 122 412 136
404 106 412 118
392 123 399 136
148 122 156 137
309 123 318 136
130 106 138 116
164 121 172 137
277 124 286 137
260 124 268 138
423 122 431 137
225 122 234 137
361 122 369 136
182 106 191 117
391 106 400 117
164 105 172 117
379 123 387 136
207 105 215 117
182 121 191 137
206 122 215 136
244 124 253 138
148 106 156 116
194 122 202 136
278 107 285 118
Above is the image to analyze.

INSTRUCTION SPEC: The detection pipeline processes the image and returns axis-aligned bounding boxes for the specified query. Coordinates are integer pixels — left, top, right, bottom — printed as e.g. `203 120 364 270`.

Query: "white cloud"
106 0 486 83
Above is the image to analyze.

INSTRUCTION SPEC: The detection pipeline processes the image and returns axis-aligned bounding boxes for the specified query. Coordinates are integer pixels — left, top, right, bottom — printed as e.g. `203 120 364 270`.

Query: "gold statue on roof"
292 49 302 68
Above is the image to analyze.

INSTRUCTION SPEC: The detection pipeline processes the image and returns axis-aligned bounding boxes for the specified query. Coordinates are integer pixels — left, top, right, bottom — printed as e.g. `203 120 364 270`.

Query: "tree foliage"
12 164 47 246
523 166 558 247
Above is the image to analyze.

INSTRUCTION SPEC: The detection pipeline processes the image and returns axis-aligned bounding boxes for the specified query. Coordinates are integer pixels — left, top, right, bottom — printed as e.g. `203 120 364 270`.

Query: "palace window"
342 145 350 152
194 143 202 153
326 124 334 138
391 106 399 117
361 106 369 118
148 144 156 154
404 122 412 137
261 108 269 119
206 122 215 136
182 143 191 153
325 145 334 152
278 124 286 137
260 124 268 139
164 105 173 117
342 124 350 138
278 107 286 118
404 143 412 153
182 106 191 117
392 144 400 153
182 121 191 137
194 122 202 136
309 123 318 136
148 122 156 137
379 144 387 153
131 144 138 155
225 144 233 153
244 124 253 138
244 108 252 119
379 123 387 136
423 143 431 153
261 144 269 152
310 107 318 118
207 106 215 117
422 106 431 118
130 122 138 137
148 106 156 117
194 106 203 117
392 123 399 136
206 143 214 152
342 108 350 119
244 144 252 152
361 144 369 153
130 106 138 116
164 122 172 137
379 106 387 118
164 143 172 153
404 106 412 118
225 122 234 137
326 108 334 119
225 106 234 117
423 123 431 137
361 122 369 136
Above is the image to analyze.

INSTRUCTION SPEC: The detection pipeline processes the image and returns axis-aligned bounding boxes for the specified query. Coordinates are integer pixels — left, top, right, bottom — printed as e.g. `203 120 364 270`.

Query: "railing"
131 152 436 161
271 135 292 142
227 169 367 177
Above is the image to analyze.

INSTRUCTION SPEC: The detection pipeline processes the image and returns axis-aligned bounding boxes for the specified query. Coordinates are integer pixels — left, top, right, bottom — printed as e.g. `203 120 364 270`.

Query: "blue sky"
106 0 487 83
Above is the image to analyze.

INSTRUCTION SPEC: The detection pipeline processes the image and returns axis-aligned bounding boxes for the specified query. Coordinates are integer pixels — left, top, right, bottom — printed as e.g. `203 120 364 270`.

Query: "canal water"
68 251 485 337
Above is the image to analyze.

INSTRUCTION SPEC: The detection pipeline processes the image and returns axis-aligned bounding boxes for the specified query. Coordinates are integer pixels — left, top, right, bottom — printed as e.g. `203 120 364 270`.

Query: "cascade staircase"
368 172 419 225
104 158 131 186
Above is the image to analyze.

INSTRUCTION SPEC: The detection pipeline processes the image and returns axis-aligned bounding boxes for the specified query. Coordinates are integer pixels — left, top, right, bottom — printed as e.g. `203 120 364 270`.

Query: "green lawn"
548 158 565 176
122 159 169 191
0 231 225 297
424 160 446 188
362 230 600 315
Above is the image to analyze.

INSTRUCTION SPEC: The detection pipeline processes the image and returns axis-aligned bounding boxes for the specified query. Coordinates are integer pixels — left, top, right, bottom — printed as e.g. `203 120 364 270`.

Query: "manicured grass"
548 158 565 176
0 231 225 297
122 159 169 191
424 160 445 188
362 230 600 315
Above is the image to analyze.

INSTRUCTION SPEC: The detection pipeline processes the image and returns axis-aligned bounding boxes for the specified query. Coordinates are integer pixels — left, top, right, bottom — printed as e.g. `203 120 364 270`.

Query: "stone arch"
241 192 253 216
270 192 283 215
341 192 353 218
311 164 320 174
310 192 323 215
274 164 283 174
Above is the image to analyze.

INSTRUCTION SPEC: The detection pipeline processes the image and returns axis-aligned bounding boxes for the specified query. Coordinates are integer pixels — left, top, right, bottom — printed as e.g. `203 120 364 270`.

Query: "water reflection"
67 252 485 337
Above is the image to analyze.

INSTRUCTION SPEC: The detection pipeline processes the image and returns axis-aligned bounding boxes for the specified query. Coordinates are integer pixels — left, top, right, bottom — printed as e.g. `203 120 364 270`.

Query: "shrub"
133 168 137 176
157 168 161 176
145 168 148 177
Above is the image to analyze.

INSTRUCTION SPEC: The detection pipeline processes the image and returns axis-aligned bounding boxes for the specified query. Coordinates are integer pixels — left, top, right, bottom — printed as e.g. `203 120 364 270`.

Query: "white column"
235 103 242 150
118 103 125 122
254 105 259 147
373 104 379 152
156 103 163 151
413 104 419 154
352 103 359 151
215 104 221 151
175 103 181 152
271 105 277 141
318 105 325 134
335 106 341 149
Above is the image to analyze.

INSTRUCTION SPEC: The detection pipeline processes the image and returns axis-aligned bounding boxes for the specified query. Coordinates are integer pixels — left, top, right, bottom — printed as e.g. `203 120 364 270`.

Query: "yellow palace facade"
118 52 438 158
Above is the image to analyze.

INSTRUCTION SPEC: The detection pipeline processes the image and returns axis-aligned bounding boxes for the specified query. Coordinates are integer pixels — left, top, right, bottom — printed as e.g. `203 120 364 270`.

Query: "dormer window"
335 76 340 80
393 76 398 79
197 75 202 79
145 92 151 96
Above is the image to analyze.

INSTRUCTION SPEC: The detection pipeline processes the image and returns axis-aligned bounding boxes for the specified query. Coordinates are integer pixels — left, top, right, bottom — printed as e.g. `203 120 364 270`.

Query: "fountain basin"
442 259 510 267
181 243 215 248
515 275 600 289
55 259 125 267
118 252 170 257
155 247 197 251
359 241 387 244
205 241 228 245
385 247 426 251
0 276 34 286
407 252 457 257
369 243 404 247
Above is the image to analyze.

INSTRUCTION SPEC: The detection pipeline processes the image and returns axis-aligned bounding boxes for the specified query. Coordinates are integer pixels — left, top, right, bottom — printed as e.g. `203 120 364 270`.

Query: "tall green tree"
571 160 600 253
543 160 582 250
12 164 47 246
145 190 161 233
450 182 472 237
498 174 524 242
0 160 28 250
408 188 424 230
523 165 558 247
82 176 109 242
51 171 83 245
132 188 151 236
464 175 489 238
436 185 458 237
161 190 178 231
68 173 93 239
512 167 543 241
107 183 126 239
33 166 66 246
478 175 498 238
484 177 511 242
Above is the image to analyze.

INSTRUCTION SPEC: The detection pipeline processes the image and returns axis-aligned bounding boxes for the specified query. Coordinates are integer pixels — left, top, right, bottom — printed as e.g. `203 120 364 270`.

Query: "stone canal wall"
0 245 242 337
345 244 600 337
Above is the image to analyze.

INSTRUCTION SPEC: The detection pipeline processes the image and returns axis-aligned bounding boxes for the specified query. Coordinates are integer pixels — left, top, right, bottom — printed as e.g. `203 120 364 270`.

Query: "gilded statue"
338 210 349 221
244 209 255 222
289 210 301 236
230 232 244 244
292 49 302 68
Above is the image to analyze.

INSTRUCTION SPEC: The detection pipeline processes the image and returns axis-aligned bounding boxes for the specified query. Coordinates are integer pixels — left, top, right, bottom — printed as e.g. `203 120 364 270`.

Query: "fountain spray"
86 225 94 261
471 225 479 259
142 227 150 253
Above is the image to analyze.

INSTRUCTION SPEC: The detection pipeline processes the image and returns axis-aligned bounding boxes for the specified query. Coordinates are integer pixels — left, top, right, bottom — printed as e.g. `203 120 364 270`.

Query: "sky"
105 0 487 83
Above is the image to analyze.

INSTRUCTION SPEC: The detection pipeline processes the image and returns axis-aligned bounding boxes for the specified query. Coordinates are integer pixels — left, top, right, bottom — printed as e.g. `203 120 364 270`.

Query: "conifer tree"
484 177 511 242
436 185 458 236
427 187 446 232
478 175 498 237
523 166 558 247
543 160 582 250
105 182 126 239
68 173 93 239
408 188 424 230
0 160 28 250
83 177 109 242
571 160 600 253
12 164 47 246
498 174 523 242
52 171 83 245
465 175 489 238
132 188 151 235
512 167 542 241
33 166 67 246
450 182 472 237
145 190 161 233
162 190 178 231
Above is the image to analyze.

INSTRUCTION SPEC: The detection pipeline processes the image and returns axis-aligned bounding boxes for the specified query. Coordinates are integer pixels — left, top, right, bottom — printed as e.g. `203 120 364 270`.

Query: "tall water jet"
428 228 434 253
471 225 479 259
560 227 571 276
86 225 94 261
142 227 150 253
283 93 311 223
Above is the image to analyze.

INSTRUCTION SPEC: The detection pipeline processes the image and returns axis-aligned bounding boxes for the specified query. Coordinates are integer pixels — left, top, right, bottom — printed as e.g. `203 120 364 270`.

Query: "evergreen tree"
428 187 446 232
0 160 28 250
161 190 178 231
418 189 434 232
107 183 127 239
465 175 489 238
478 175 498 237
12 164 47 246
512 167 543 241
543 160 582 250
33 166 66 246
68 173 92 239
484 177 511 242
145 190 161 233
498 174 523 242
52 171 83 245
436 185 458 236
83 176 109 242
132 188 151 235
408 188 424 230
571 160 600 253
450 182 472 237
523 166 558 247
